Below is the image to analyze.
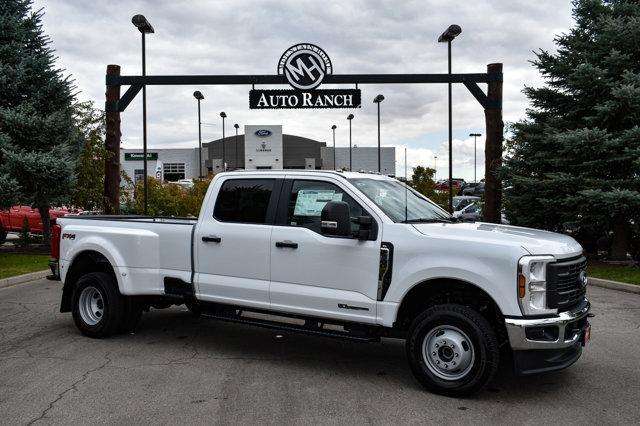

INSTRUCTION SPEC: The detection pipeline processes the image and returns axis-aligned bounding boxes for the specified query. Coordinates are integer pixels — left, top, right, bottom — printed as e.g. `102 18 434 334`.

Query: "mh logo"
278 43 333 90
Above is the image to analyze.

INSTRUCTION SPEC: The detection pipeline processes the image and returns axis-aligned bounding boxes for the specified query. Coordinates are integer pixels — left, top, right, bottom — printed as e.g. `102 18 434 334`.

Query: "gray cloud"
35 0 573 179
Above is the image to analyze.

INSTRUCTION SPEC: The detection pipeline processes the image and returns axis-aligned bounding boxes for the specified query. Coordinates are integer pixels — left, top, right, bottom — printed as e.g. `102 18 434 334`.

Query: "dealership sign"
124 152 158 161
249 44 361 109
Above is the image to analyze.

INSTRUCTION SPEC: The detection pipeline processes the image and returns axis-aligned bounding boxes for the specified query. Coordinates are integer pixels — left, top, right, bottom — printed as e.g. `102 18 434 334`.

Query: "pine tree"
0 0 78 244
503 0 640 260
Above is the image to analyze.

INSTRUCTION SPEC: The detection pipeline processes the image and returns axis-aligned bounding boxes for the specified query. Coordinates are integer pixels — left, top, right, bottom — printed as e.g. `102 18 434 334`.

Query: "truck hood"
411 222 582 258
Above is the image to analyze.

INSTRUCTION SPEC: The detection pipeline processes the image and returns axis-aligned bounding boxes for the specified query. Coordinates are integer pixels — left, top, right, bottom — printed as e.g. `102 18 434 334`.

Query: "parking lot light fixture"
438 24 462 213
373 95 384 173
469 133 482 183
220 112 227 171
347 114 354 171
234 123 240 170
331 125 337 170
193 91 204 179
131 14 154 215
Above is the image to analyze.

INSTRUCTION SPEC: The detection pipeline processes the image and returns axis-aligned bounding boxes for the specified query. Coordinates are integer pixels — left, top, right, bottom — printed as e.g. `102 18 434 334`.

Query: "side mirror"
321 201 351 237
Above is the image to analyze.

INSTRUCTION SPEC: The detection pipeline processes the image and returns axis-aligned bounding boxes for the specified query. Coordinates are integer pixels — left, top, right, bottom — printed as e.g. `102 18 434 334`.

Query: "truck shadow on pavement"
121 307 580 401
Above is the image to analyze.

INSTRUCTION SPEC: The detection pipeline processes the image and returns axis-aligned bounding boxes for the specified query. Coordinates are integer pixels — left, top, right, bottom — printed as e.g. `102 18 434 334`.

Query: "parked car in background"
0 205 70 243
453 201 510 225
462 182 485 197
436 178 466 194
453 196 480 212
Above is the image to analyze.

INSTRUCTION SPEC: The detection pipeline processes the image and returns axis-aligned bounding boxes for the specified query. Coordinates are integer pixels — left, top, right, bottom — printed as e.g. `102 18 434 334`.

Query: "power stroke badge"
249 43 361 109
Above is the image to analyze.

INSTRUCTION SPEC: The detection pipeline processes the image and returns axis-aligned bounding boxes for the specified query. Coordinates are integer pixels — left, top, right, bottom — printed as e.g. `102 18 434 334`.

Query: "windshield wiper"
400 218 453 224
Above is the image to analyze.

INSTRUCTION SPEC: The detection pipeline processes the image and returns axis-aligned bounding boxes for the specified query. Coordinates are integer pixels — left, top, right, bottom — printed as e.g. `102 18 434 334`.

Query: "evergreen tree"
0 0 77 244
503 0 640 260
70 101 108 211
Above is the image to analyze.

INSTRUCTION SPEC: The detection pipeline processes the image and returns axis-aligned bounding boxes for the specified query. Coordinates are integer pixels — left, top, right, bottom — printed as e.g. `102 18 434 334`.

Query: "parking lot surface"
1 279 639 425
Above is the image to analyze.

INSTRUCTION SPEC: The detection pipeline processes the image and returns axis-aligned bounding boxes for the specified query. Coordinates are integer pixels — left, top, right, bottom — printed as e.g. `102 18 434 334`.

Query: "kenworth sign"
249 44 362 109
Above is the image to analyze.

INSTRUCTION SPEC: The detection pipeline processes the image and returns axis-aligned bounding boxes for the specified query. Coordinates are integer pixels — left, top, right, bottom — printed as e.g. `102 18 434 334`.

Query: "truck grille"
546 255 587 312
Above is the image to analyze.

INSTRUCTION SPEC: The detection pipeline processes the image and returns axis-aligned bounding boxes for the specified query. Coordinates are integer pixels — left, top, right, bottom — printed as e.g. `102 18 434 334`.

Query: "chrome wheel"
422 325 475 381
79 286 104 326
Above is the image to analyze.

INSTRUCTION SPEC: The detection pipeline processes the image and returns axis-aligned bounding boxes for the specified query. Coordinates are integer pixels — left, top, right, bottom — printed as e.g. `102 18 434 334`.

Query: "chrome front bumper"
505 301 590 350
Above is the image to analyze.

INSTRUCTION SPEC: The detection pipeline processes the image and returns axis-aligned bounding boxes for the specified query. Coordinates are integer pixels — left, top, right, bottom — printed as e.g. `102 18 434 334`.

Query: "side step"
200 311 380 343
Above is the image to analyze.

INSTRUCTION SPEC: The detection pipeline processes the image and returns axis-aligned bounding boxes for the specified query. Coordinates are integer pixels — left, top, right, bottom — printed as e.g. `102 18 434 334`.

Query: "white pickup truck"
49 171 591 396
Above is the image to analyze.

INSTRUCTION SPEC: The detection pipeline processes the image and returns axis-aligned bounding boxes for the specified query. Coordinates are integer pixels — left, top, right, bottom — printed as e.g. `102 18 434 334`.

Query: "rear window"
214 179 274 224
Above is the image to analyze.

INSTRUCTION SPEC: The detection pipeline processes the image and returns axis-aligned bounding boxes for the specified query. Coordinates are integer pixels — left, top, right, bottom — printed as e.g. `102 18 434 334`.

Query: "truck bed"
57 215 196 296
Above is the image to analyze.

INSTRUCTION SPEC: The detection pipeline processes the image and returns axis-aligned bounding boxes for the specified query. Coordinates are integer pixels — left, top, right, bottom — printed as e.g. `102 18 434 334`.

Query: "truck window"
214 179 274 224
287 180 366 235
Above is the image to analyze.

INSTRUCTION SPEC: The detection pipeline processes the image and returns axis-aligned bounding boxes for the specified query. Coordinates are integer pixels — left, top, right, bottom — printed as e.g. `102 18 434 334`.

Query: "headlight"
517 255 557 316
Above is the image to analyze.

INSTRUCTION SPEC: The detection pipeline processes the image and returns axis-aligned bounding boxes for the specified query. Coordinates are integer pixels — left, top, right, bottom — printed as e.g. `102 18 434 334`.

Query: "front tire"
72 272 125 338
406 304 499 397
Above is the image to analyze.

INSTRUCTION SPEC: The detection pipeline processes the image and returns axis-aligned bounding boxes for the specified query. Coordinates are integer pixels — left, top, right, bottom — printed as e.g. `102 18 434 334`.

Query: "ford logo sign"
255 129 272 137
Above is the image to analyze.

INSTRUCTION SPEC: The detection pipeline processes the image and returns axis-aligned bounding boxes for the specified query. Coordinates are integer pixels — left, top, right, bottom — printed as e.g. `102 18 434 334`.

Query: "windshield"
349 178 451 223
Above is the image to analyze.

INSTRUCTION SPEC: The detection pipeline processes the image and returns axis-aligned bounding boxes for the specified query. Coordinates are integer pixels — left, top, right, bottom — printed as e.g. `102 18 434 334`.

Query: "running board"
200 311 380 343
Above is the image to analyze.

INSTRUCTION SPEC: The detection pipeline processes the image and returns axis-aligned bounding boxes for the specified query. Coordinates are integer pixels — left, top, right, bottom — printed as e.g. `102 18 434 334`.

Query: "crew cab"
49 171 591 396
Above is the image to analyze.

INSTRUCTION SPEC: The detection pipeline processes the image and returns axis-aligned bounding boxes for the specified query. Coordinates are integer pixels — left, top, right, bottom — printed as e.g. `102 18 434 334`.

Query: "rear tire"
0 226 6 244
406 304 499 397
72 272 125 338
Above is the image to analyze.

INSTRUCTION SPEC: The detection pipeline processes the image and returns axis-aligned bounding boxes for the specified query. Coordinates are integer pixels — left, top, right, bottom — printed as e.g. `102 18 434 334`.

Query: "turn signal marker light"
518 274 526 298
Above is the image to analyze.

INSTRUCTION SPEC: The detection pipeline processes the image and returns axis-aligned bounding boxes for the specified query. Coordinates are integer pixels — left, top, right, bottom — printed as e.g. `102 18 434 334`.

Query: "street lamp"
347 114 354 171
434 155 438 179
373 94 384 173
193 91 204 179
234 123 239 170
438 24 462 212
469 133 482 183
331 125 337 170
131 14 154 215
220 112 226 171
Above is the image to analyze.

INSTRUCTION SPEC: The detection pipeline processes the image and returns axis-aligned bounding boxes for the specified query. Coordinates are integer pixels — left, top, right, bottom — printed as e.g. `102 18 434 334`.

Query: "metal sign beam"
106 72 502 113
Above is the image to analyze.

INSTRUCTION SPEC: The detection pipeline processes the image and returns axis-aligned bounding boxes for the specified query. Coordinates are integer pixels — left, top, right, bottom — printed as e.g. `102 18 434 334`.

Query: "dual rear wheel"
72 272 142 338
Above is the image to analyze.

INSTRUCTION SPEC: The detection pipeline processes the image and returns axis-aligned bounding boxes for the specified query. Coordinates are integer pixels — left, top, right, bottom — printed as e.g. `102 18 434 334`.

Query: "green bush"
132 178 210 217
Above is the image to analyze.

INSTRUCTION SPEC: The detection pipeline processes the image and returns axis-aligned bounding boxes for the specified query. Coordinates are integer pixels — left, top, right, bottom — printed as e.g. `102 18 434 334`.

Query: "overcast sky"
34 0 574 179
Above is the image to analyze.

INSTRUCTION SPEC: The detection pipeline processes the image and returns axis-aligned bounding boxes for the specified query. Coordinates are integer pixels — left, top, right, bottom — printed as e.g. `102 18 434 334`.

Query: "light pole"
347 114 354 171
234 123 239 170
373 94 384 173
469 132 482 183
193 91 204 179
434 155 438 179
438 24 462 212
220 112 226 171
331 125 337 170
131 14 154 215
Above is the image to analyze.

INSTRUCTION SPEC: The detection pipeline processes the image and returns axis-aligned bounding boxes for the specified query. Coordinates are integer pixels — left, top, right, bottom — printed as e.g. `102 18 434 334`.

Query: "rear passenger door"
269 177 381 324
195 177 281 310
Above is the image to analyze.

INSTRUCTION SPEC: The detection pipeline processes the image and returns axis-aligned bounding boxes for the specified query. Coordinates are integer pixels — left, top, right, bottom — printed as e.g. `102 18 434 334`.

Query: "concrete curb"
589 277 640 295
0 270 50 289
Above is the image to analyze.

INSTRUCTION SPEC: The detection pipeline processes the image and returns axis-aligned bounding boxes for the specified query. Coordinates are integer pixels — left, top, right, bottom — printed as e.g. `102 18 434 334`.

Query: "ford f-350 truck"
49 171 591 396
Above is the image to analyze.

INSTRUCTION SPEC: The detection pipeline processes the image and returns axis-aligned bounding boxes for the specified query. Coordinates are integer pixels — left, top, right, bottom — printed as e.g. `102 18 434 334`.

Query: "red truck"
0 206 69 243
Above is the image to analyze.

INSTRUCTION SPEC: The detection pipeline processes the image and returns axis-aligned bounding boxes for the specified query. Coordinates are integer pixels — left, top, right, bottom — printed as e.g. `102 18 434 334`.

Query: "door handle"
202 235 222 243
275 241 298 249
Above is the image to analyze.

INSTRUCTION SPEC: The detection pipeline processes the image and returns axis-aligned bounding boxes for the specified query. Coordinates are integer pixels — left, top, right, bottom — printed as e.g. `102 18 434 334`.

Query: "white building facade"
120 147 208 183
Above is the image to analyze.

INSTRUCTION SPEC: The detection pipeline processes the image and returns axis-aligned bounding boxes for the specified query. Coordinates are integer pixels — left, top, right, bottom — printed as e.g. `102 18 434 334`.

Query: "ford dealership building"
120 125 395 182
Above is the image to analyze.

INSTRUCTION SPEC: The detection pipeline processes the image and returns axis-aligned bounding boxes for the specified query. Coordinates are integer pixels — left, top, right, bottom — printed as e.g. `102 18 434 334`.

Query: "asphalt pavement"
0 279 639 425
